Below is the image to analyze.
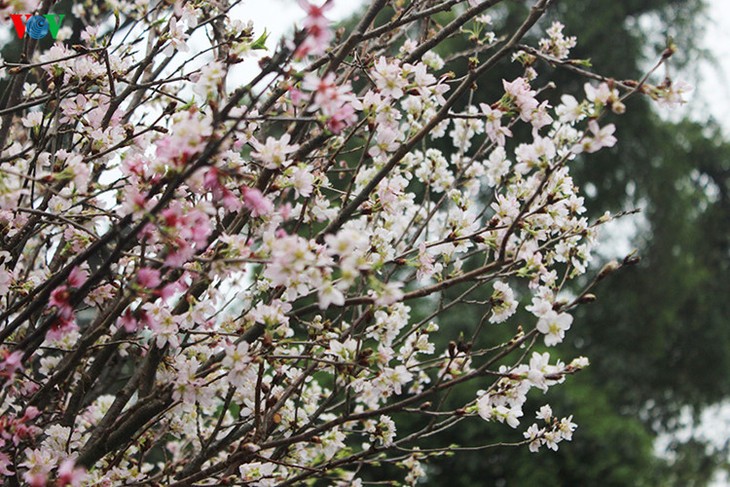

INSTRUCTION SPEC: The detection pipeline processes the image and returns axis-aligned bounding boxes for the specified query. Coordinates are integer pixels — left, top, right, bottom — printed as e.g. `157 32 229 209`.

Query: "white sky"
240 1 730 481
241 0 363 43
238 0 730 129
0 0 719 481
690 0 730 131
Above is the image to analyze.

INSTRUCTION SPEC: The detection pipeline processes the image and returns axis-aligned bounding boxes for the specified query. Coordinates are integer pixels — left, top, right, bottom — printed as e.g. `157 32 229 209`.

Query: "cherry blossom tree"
0 0 690 485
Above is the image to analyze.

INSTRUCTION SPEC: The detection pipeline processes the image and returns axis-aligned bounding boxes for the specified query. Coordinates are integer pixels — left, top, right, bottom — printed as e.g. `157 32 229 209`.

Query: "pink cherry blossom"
57 459 87 486
137 267 162 289
241 186 274 217
49 286 74 320
0 349 23 381
118 309 139 333
250 134 299 169
0 1 680 482
0 452 12 476
372 57 409 99
67 267 88 288
294 0 334 58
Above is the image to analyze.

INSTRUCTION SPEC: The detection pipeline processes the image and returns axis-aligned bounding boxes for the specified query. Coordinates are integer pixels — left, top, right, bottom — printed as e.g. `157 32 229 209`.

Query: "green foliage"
572 116 730 423
347 0 728 485
427 377 663 487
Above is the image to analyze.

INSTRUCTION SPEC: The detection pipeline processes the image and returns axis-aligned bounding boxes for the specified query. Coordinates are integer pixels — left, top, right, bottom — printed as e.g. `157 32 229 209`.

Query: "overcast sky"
241 0 730 131
685 0 730 131
241 2 730 481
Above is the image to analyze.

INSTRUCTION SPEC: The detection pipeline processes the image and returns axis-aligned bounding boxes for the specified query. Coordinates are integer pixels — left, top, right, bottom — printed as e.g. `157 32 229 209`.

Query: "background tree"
0 0 721 485
354 0 729 485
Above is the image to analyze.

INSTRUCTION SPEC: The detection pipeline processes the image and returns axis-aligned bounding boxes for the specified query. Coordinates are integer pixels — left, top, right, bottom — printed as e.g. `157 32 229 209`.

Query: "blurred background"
3 0 728 484
249 1 730 484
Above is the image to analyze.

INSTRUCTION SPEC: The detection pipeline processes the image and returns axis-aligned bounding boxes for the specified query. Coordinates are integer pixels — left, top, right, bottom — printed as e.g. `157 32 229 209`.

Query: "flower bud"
623 250 641 266
578 293 596 304
597 260 619 280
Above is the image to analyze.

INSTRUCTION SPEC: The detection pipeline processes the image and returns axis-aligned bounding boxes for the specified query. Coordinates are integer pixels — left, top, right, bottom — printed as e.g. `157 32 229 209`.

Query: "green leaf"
251 29 269 50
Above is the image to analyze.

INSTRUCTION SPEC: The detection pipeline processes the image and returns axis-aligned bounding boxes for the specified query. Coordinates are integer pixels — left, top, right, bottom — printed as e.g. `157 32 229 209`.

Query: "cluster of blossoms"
523 404 578 453
0 0 690 485
476 353 589 430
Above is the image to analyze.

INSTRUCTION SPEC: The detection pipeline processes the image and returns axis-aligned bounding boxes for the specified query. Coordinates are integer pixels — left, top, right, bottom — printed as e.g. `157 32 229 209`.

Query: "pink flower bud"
137 267 162 289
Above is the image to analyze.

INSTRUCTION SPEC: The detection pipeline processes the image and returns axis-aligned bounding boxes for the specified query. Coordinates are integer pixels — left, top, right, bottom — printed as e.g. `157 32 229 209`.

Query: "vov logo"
10 14 66 40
